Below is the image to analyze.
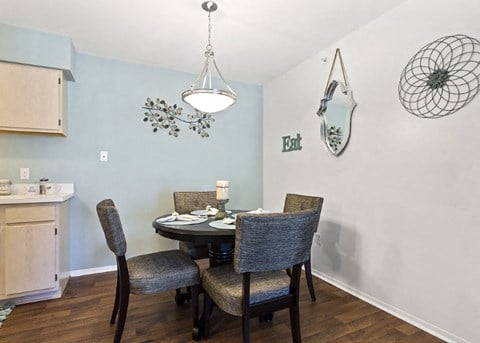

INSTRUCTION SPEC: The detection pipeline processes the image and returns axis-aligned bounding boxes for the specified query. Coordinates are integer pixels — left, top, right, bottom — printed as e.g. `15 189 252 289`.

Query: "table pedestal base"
209 242 234 267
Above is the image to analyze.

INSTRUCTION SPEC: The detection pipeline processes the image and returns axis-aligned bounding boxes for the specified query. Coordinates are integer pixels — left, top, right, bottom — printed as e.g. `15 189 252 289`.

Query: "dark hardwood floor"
0 266 443 343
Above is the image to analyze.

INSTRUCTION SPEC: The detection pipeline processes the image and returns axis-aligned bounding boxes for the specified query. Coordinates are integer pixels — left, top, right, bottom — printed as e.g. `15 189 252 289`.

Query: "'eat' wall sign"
282 133 303 152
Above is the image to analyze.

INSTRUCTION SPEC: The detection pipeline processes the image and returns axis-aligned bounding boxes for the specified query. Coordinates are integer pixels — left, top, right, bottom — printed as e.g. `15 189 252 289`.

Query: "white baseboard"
311 269 469 343
69 265 117 277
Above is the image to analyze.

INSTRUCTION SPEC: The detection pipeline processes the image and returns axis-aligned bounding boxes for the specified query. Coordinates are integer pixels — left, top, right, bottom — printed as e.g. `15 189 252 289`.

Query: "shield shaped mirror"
317 80 356 155
316 48 356 156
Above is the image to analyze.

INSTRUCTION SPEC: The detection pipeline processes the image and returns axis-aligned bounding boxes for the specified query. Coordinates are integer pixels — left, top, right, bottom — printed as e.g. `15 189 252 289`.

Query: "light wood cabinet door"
0 61 66 135
4 222 56 295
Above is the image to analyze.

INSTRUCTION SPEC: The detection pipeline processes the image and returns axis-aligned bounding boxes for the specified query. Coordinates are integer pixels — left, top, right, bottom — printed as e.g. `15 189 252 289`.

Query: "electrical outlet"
100 151 108 162
20 167 30 180
313 233 322 246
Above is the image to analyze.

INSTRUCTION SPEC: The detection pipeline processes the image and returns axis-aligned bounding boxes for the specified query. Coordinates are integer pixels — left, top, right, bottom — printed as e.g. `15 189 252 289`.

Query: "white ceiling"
0 0 407 84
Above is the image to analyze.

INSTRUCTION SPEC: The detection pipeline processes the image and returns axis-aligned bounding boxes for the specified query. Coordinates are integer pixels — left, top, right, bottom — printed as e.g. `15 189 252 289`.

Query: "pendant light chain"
206 10 213 52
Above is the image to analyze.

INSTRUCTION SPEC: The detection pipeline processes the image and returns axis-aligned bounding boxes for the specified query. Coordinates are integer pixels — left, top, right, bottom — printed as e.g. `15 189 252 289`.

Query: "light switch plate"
20 167 30 180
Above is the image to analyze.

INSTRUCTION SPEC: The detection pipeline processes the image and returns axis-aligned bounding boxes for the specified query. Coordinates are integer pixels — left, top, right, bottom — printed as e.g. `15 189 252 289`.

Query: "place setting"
154 180 233 228
155 211 208 226
209 208 272 230
190 205 231 217
155 179 273 231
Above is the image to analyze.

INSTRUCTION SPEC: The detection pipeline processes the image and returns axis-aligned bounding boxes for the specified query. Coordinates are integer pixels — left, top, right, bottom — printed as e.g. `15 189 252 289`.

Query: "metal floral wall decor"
142 98 214 138
398 34 480 119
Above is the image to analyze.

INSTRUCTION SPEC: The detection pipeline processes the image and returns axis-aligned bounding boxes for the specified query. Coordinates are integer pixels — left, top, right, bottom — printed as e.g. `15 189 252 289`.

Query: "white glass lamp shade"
182 89 236 113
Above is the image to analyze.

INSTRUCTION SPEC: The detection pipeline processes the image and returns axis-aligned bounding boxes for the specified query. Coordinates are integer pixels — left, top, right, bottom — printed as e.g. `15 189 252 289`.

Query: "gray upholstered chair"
96 199 201 342
173 191 217 260
283 193 324 302
202 209 320 343
173 191 217 305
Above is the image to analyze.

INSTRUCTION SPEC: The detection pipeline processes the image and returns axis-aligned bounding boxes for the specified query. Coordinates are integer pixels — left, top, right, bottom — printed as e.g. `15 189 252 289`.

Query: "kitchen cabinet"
0 61 67 136
0 201 70 304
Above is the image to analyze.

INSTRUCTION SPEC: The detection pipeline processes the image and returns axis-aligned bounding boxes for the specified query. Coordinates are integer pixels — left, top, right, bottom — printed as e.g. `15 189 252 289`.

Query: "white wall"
263 0 479 342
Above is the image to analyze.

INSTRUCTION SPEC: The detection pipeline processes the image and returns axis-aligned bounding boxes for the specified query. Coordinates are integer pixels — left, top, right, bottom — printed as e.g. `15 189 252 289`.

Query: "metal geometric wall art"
142 98 214 137
399 34 480 119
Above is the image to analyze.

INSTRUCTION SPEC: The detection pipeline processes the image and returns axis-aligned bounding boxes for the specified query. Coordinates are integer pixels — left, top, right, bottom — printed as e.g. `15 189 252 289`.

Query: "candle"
216 180 229 200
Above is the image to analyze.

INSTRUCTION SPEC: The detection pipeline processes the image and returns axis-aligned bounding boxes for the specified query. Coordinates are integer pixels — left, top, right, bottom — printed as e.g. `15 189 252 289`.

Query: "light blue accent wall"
0 53 263 271
0 23 76 80
69 41 76 80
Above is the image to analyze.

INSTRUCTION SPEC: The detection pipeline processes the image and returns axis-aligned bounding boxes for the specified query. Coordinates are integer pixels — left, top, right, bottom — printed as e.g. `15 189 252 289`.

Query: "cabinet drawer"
5 205 56 223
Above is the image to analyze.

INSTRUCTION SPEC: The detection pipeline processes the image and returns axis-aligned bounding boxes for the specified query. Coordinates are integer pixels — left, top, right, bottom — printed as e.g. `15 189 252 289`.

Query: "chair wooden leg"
114 283 129 343
203 292 213 339
304 259 316 301
191 285 200 341
110 272 120 324
175 287 192 305
175 288 184 305
290 264 302 343
242 314 251 343
289 303 301 343
259 312 273 323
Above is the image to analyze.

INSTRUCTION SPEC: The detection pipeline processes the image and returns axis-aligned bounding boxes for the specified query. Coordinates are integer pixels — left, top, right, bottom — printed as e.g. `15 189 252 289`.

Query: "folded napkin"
157 212 201 223
248 208 268 214
178 214 202 221
222 217 236 225
206 205 219 216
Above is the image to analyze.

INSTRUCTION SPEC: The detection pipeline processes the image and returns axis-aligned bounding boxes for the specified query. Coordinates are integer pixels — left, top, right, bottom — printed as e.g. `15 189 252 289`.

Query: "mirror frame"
317 80 357 156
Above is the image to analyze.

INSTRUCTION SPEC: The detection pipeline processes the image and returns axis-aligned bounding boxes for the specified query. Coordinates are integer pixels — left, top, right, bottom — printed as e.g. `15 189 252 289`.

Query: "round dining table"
153 212 241 266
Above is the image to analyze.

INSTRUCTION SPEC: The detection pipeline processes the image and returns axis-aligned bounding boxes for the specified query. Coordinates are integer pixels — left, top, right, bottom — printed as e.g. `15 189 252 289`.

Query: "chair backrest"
173 191 217 213
283 193 324 229
96 199 127 256
234 210 319 273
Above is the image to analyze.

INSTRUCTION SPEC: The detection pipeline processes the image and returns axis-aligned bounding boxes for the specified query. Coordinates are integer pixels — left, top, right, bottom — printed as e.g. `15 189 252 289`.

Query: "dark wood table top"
153 212 243 244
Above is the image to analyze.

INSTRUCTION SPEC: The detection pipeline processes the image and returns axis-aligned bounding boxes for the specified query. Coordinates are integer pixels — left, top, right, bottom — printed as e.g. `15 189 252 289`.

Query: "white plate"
191 209 232 216
157 217 208 226
209 220 236 230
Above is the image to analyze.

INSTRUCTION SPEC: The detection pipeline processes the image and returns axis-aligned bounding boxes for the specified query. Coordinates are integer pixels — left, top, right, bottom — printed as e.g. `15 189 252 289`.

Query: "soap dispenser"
39 178 48 195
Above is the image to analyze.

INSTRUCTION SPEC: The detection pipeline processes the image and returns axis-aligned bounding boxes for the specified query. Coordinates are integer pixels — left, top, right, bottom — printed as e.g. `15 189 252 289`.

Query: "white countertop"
0 183 75 205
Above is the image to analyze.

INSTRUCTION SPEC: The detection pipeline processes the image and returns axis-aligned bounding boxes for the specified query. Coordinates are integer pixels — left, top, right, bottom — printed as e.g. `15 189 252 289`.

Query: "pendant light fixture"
182 1 237 113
